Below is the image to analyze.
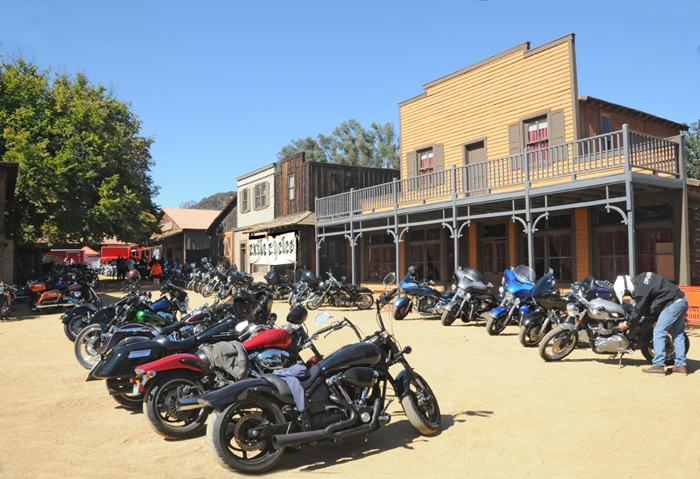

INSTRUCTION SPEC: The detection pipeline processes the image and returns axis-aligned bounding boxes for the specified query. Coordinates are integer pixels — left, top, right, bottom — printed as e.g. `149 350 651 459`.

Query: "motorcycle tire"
518 321 546 347
107 380 143 410
393 303 410 321
74 324 104 369
440 309 456 327
63 314 89 342
485 314 507 336
400 373 441 435
356 293 374 310
202 284 214 298
143 371 209 439
640 332 690 366
207 399 286 473
538 326 577 361
306 293 323 310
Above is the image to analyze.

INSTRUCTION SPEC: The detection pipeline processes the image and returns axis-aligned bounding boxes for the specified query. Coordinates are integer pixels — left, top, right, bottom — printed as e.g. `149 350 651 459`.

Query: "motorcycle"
485 265 537 336
132 305 321 439
177 273 441 473
440 267 496 326
0 283 15 320
29 272 101 313
518 273 614 347
538 281 691 365
306 272 374 310
288 268 321 306
392 266 452 320
264 267 293 300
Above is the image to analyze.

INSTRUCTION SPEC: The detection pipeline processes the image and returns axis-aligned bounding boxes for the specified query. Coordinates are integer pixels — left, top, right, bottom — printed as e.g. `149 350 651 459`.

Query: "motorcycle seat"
162 335 196 352
301 365 322 389
152 322 185 336
438 290 453 299
262 374 293 397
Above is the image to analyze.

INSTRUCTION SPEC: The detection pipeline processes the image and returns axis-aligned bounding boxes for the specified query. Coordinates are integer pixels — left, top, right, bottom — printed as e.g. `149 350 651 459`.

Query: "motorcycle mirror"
315 312 331 324
235 320 249 332
383 273 395 285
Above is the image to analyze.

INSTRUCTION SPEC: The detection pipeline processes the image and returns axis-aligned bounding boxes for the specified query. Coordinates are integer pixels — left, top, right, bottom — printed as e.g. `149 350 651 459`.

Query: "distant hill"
181 191 236 211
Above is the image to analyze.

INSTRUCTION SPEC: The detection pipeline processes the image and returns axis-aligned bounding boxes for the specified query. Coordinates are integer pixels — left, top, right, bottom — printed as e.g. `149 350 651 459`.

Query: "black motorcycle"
440 267 496 326
264 267 293 300
538 282 690 365
177 273 441 473
306 272 374 310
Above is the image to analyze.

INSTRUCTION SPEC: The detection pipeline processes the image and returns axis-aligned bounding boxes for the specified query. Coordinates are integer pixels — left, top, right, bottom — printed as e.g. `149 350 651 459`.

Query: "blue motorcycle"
392 266 452 321
485 265 537 336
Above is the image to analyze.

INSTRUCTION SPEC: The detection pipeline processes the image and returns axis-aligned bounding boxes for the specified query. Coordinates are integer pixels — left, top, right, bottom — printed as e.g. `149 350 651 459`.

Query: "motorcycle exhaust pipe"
177 398 206 411
272 397 381 449
36 303 76 309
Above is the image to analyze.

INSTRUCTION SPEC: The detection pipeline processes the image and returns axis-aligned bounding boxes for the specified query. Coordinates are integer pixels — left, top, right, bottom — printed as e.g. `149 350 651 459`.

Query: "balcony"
315 126 682 223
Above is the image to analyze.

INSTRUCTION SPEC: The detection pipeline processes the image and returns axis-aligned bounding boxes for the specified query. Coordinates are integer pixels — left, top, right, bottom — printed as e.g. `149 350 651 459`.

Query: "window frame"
287 174 295 201
254 182 268 210
241 189 249 213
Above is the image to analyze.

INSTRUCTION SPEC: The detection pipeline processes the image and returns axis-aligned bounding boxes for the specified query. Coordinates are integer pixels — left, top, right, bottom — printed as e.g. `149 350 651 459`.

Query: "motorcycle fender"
357 287 373 294
393 296 411 309
520 311 545 328
393 369 412 399
138 353 205 374
199 379 272 408
444 300 458 312
518 305 530 324
558 323 576 332
489 306 509 319
61 304 98 324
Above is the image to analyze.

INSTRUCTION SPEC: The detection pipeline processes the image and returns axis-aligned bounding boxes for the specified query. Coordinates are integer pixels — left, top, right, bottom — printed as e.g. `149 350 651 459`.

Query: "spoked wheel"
74 324 104 369
485 314 508 336
306 293 323 310
518 321 546 347
400 373 441 435
144 372 209 439
356 293 374 310
64 314 89 342
207 399 286 473
640 332 690 366
202 284 214 298
539 327 577 361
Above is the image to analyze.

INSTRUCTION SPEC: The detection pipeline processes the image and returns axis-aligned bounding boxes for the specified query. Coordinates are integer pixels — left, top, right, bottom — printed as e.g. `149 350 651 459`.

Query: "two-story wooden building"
315 34 690 287
151 208 221 264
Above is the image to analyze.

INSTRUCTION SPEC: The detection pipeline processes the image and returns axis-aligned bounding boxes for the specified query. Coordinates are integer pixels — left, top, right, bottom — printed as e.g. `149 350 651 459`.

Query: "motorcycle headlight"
457 288 466 296
566 303 578 316
505 291 514 302
499 286 504 295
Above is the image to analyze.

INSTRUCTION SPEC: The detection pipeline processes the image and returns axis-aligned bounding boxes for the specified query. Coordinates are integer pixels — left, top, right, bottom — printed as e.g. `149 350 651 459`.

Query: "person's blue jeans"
653 297 688 367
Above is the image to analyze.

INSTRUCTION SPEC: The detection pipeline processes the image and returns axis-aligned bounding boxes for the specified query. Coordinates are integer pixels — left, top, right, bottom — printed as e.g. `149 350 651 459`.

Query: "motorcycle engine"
334 297 351 307
590 321 630 353
250 349 291 374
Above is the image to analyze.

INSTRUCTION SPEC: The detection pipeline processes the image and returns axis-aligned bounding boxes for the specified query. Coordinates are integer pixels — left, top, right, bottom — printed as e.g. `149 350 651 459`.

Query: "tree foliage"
180 191 235 210
277 119 399 169
685 120 700 179
0 57 160 246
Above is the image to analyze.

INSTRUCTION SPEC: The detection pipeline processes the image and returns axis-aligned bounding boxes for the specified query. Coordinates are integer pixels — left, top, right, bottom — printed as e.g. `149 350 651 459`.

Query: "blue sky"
1 0 698 208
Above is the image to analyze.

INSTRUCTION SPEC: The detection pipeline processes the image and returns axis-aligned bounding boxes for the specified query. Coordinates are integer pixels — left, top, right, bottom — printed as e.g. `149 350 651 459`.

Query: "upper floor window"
526 117 549 162
418 148 434 176
241 189 249 213
601 114 613 149
288 174 295 201
254 183 268 210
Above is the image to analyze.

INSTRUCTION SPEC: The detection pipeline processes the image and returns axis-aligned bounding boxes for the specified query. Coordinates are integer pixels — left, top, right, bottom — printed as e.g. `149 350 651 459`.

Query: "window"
601 114 613 149
254 183 268 210
598 230 629 281
241 189 249 213
408 228 442 281
287 174 295 201
525 116 549 163
418 148 434 176
330 175 342 196
366 234 396 281
523 214 573 281
482 224 507 276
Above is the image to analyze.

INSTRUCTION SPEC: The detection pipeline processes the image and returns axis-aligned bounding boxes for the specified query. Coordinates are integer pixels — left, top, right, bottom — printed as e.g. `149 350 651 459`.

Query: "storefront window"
409 228 442 281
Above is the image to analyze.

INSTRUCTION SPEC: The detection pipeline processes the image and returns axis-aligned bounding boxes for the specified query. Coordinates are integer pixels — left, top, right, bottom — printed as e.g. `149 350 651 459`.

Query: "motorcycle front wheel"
207 399 286 472
306 293 323 310
440 309 456 326
518 321 546 347
202 284 214 298
393 303 410 321
143 371 209 439
74 324 104 369
400 373 441 435
356 293 374 310
63 314 89 342
539 327 577 361
640 332 690 366
485 314 508 336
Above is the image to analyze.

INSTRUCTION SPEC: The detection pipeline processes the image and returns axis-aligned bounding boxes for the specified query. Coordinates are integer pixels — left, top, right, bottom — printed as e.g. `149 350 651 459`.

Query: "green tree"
685 120 700 179
0 57 159 246
276 120 399 169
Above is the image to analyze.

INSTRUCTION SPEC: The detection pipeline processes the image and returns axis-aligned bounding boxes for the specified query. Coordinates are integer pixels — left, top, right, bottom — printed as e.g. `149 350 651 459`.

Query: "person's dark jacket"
629 272 685 324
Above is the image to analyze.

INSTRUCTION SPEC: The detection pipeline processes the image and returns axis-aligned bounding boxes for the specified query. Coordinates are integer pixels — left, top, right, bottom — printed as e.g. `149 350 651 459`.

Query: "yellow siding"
575 208 589 278
400 41 575 178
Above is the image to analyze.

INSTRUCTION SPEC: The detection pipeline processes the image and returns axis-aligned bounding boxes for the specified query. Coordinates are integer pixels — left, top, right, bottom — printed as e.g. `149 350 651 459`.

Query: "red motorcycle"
132 305 320 439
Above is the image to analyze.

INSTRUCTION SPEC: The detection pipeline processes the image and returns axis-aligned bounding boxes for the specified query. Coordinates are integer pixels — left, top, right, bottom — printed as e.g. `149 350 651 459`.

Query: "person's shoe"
642 366 666 375
672 366 688 376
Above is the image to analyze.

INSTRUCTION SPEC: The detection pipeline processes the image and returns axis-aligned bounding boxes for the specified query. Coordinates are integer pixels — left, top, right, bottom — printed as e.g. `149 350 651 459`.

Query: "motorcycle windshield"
460 267 484 283
530 272 556 298
513 265 536 285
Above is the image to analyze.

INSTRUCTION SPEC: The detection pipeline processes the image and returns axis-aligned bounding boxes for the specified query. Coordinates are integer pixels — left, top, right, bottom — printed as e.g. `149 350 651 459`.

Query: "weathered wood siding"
578 101 682 139
400 38 576 179
687 188 700 286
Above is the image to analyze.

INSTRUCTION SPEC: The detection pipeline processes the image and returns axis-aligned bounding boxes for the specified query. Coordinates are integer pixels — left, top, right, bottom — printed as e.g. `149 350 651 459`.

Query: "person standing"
125 255 136 273
150 259 162 288
616 273 688 376
116 256 125 281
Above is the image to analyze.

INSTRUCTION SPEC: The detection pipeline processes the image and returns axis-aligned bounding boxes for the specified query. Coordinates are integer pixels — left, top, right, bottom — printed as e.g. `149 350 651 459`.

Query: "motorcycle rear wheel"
485 314 507 336
143 371 209 439
207 399 286 472
640 332 690 366
400 373 441 435
107 381 143 410
440 309 456 326
518 321 546 347
539 327 577 361
356 293 374 310
63 314 88 342
74 324 104 369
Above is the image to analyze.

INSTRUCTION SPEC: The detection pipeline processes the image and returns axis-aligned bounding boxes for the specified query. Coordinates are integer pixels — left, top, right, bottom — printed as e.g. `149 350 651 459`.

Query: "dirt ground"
1 279 700 479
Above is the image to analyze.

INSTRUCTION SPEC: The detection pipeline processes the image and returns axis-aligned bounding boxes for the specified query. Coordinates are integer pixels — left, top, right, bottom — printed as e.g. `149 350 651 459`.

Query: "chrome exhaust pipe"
36 303 76 309
177 397 206 411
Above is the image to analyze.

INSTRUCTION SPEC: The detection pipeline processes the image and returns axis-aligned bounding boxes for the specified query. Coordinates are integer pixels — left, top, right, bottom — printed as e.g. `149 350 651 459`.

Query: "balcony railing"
315 126 681 221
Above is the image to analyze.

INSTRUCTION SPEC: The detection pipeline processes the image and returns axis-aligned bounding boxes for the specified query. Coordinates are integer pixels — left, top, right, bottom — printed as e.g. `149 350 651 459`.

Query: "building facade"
315 34 690 287
151 208 220 264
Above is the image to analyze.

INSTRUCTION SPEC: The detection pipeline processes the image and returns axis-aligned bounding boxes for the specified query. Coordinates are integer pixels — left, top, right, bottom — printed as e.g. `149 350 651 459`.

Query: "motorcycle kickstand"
616 352 626 369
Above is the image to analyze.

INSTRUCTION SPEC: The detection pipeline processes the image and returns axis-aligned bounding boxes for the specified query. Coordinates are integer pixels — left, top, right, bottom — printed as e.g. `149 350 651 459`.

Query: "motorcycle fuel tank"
588 298 626 320
318 343 382 374
243 328 292 351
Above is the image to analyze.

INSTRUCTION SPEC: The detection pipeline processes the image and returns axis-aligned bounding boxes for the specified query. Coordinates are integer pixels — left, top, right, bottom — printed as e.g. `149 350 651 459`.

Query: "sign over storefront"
249 232 297 265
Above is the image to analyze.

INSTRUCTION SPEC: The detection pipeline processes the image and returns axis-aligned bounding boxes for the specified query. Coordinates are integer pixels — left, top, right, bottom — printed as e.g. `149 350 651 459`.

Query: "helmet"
286 304 308 325
613 275 635 304
127 269 140 283
407 265 417 277
231 289 257 320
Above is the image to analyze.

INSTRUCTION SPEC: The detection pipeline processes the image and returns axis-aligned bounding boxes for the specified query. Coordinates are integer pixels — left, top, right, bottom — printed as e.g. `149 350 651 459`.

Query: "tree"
179 200 198 209
685 120 700 179
0 57 160 246
276 120 399 169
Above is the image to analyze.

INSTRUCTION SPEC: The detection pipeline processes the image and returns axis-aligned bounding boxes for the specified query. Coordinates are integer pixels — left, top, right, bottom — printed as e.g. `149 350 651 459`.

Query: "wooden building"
205 194 246 268
315 34 690 287
151 208 220 264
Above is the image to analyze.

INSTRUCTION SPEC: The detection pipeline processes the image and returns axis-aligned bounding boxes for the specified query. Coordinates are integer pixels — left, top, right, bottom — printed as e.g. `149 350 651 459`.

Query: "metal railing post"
623 124 636 277
349 188 355 284
451 164 459 270
524 149 534 270
315 197 320 277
